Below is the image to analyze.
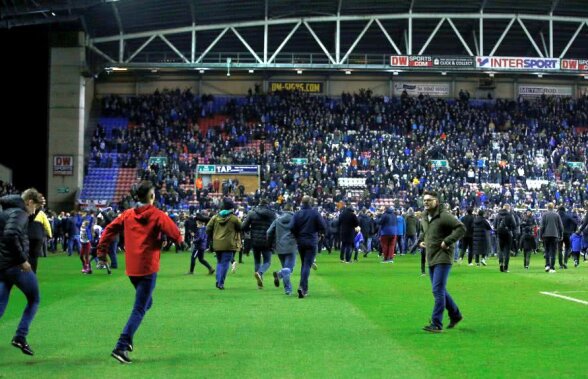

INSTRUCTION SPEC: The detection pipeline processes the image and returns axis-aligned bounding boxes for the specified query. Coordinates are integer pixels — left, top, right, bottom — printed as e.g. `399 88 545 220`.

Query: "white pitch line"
540 291 588 305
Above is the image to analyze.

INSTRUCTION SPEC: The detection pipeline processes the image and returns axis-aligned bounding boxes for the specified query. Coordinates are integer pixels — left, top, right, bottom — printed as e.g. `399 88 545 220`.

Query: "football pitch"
1 251 586 379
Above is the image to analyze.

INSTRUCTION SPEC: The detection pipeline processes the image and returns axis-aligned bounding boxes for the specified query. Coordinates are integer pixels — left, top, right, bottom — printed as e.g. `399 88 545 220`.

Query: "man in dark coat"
557 206 577 269
289 196 327 298
338 204 359 263
458 208 475 265
494 204 517 272
0 189 44 356
419 190 466 333
241 199 276 288
472 209 492 266
540 203 563 273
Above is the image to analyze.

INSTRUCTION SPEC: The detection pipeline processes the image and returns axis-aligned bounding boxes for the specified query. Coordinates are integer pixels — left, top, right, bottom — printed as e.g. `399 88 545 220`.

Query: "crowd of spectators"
0 180 19 197
97 89 588 212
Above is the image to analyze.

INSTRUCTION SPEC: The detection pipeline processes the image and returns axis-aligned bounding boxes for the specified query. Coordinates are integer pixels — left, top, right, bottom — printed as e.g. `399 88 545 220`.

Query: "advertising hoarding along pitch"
476 56 560 70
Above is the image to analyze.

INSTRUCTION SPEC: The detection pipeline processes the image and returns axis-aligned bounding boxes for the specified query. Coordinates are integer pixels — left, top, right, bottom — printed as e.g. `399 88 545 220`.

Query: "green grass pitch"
1 251 586 378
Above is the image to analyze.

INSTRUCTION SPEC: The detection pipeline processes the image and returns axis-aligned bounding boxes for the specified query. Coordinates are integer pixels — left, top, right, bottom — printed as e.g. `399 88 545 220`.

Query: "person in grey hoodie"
268 204 296 295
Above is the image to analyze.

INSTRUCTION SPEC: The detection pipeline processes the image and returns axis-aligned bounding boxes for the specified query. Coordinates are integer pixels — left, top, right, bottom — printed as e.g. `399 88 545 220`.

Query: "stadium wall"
94 73 585 99
0 163 12 183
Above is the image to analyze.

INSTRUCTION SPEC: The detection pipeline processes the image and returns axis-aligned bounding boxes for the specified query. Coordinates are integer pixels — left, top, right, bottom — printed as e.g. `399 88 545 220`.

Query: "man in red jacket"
98 181 182 364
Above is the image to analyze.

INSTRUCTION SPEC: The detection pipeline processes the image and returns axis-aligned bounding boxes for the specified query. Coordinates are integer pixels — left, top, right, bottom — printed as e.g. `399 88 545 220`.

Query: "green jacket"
206 212 242 252
420 207 466 267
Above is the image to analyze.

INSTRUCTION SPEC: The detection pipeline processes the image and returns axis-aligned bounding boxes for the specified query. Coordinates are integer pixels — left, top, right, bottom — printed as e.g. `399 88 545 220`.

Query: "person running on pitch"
98 181 182 364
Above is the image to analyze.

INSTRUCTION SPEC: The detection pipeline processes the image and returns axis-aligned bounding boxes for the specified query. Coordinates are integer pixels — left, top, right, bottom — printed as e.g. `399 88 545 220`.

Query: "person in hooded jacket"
268 203 296 295
98 181 182 364
472 209 492 266
0 188 44 356
206 197 242 290
338 205 359 263
241 199 276 289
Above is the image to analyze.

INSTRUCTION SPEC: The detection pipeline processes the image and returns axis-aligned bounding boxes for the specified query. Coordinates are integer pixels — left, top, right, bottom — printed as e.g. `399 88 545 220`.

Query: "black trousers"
190 248 212 273
498 235 512 269
544 237 558 269
459 237 474 263
28 239 43 274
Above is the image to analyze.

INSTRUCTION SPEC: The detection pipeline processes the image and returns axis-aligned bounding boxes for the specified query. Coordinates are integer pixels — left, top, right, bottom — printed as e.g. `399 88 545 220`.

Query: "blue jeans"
216 252 235 287
109 240 119 268
116 273 157 350
429 264 461 329
277 253 296 294
68 234 81 255
298 245 317 293
253 248 272 276
0 266 41 338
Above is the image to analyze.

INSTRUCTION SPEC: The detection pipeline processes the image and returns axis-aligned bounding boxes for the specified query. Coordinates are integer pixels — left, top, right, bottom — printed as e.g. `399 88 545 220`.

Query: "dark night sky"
0 27 50 194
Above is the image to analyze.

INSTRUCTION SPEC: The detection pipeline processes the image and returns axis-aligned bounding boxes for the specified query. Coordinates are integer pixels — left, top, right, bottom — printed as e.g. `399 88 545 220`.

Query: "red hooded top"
97 205 182 276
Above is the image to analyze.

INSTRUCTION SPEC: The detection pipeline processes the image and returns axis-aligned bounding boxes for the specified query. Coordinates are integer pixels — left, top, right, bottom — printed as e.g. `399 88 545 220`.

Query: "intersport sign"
476 56 560 70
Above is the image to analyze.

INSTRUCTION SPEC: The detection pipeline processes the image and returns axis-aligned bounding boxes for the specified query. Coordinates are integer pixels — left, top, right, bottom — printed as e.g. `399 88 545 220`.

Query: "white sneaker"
311 262 318 271
468 263 473 266
481 259 487 266
231 262 237 273
549 269 556 273
545 266 550 272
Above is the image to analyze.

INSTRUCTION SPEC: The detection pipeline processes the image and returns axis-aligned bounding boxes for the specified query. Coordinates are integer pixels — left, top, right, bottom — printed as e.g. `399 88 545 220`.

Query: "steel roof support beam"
125 34 156 63
89 13 588 44
447 18 474 56
472 29 479 56
111 2 124 62
489 17 515 56
559 22 585 58
479 12 483 55
540 31 549 57
549 13 553 57
336 0 342 63
340 18 373 64
88 44 116 64
231 27 262 64
517 17 543 57
195 27 229 63
159 34 189 63
267 21 301 64
304 21 336 65
375 18 401 55
191 23 196 63
418 17 445 55
263 0 268 63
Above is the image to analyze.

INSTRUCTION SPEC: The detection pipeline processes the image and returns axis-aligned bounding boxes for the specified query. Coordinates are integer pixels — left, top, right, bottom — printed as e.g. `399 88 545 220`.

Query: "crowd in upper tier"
96 89 588 211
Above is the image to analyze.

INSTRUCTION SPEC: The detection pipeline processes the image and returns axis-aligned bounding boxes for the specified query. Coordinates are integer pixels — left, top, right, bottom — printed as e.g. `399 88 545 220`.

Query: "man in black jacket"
494 204 517 272
0 189 44 356
557 206 577 269
241 199 276 288
458 208 475 265
338 204 359 263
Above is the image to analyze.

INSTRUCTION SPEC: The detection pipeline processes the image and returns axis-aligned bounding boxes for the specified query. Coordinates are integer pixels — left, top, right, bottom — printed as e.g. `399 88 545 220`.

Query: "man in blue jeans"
289 196 327 298
419 191 466 333
98 181 182 364
0 189 44 355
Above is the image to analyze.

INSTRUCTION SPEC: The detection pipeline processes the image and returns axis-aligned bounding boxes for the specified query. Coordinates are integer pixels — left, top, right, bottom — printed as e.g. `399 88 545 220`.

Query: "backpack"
497 215 510 236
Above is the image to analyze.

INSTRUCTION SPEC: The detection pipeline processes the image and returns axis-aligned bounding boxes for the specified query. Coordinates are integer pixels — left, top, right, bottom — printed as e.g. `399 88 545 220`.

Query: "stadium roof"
2 1 588 70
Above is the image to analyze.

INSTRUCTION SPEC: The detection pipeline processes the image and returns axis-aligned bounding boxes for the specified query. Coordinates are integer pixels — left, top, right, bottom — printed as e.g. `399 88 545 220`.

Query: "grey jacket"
267 212 297 255
540 211 563 239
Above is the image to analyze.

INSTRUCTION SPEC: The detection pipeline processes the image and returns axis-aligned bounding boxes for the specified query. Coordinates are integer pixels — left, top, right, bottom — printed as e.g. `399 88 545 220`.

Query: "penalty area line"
540 291 588 305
